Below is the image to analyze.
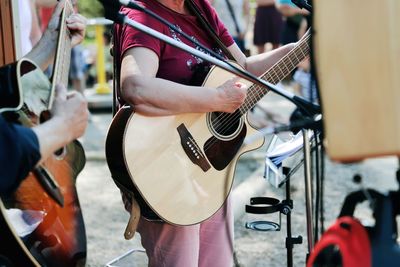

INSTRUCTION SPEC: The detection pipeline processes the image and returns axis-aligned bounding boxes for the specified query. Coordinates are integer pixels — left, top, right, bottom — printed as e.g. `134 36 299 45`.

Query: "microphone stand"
101 0 320 263
99 0 320 117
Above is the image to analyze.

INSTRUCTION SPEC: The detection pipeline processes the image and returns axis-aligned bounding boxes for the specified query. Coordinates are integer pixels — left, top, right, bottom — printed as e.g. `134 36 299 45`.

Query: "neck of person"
157 0 190 14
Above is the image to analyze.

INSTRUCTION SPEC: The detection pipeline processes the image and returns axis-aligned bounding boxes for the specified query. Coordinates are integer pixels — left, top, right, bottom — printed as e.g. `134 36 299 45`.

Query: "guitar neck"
48 0 73 109
239 32 311 115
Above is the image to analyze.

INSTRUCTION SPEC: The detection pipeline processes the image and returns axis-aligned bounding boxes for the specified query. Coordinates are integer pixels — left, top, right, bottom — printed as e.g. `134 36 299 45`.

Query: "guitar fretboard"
48 1 74 109
238 32 311 115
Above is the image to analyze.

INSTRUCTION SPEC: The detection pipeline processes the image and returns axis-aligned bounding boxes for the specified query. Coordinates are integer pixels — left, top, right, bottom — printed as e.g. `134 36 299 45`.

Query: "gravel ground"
233 156 399 267
78 117 400 267
77 91 400 266
77 153 399 267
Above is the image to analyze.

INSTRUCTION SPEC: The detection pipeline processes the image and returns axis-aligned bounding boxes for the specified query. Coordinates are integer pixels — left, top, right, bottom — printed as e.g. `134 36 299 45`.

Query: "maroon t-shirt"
114 0 234 88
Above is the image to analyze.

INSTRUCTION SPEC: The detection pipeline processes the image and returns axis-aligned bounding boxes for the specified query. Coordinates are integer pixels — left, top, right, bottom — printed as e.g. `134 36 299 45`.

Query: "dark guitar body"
0 61 22 113
0 140 86 267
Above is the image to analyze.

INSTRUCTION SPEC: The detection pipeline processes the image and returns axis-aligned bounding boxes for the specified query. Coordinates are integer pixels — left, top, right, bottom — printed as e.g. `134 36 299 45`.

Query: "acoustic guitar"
0 1 87 266
105 32 311 226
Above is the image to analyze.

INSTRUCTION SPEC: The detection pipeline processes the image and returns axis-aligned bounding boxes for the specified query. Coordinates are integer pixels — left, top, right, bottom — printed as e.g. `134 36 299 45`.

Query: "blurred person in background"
253 0 283 54
18 0 42 57
210 0 250 55
275 0 309 45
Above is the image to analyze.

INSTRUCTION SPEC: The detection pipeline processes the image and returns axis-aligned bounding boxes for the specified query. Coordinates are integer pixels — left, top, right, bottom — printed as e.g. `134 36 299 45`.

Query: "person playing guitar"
110 0 309 266
0 1 88 266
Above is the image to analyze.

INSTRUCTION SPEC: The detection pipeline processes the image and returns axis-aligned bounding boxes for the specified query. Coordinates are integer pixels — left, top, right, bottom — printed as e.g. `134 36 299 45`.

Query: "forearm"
32 117 73 164
244 43 295 76
25 30 57 70
276 4 309 17
256 0 275 7
36 0 58 7
122 75 221 116
242 1 250 37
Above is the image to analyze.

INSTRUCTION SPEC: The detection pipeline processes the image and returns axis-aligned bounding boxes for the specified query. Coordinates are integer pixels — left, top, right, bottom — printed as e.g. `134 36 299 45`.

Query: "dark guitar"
0 1 86 266
105 32 311 225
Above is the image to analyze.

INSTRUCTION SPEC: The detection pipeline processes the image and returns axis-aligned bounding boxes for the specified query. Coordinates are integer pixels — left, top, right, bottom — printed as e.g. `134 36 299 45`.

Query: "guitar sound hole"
54 146 67 159
208 111 243 140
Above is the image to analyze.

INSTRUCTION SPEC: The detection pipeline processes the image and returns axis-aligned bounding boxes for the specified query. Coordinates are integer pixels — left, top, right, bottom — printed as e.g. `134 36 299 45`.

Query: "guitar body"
0 203 38 267
106 66 263 225
0 59 87 266
0 0 87 262
1 141 86 267
106 32 311 225
0 60 23 113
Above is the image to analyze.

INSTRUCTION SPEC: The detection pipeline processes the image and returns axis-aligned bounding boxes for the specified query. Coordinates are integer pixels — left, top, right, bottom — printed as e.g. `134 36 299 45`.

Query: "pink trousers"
137 198 233 267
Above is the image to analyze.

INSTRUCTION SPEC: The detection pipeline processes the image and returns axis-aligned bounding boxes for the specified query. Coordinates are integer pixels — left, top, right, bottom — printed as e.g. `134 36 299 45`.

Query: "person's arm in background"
29 0 43 47
25 0 86 70
275 1 309 17
255 0 275 6
0 84 88 194
240 0 250 40
35 0 58 7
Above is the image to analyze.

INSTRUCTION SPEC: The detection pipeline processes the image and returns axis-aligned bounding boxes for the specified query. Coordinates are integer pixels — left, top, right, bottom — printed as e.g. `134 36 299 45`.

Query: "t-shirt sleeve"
119 8 166 59
200 0 235 47
0 117 41 194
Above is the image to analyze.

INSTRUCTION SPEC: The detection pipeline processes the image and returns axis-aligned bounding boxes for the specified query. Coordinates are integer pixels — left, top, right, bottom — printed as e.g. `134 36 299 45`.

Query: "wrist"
49 116 75 144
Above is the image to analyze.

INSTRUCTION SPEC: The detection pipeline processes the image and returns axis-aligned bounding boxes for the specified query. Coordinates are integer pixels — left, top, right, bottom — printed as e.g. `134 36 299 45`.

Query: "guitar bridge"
177 124 211 172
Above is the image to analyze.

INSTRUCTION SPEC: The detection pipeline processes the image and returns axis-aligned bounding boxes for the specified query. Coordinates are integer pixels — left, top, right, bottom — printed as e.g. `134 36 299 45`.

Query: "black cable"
313 130 320 244
319 143 325 233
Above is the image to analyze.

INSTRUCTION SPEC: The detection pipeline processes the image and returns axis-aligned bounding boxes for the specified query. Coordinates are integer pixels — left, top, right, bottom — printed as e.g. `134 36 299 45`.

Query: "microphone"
244 114 322 145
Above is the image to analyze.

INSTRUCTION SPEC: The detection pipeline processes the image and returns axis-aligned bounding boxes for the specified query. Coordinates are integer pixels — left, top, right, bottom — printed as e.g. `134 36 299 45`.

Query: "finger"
66 21 85 31
234 82 247 89
66 14 87 27
66 90 85 100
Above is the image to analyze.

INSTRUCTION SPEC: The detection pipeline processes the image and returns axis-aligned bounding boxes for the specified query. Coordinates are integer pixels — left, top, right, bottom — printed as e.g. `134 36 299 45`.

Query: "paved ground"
76 89 400 267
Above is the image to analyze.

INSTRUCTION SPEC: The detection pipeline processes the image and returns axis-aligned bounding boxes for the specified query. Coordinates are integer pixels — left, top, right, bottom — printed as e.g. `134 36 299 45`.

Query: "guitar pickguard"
204 124 247 170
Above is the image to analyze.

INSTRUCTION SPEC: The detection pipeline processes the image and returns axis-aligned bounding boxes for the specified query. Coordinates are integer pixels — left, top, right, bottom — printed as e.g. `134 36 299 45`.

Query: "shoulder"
120 1 166 30
194 0 216 13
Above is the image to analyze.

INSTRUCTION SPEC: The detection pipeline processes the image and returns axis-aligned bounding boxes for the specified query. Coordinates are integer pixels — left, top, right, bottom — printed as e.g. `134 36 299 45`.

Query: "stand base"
245 220 280 232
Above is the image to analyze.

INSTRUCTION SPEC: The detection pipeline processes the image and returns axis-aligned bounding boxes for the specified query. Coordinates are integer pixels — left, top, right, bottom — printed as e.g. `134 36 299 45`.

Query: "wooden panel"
0 0 16 66
313 0 400 162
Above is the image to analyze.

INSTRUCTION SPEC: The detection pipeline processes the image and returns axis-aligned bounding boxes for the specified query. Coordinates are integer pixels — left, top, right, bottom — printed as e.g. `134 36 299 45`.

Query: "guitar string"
207 45 296 132
210 43 310 144
205 34 311 135
45 4 73 107
203 43 309 152
202 39 311 152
